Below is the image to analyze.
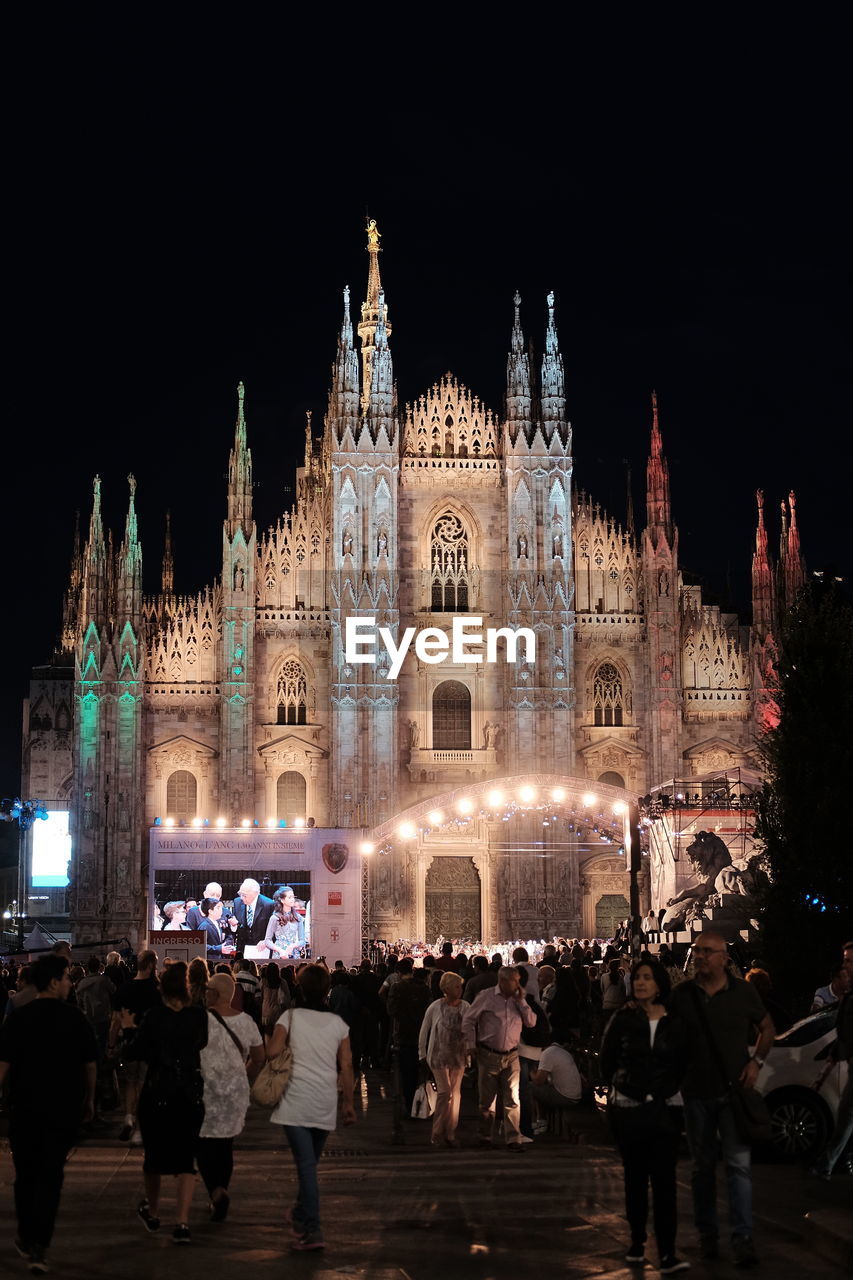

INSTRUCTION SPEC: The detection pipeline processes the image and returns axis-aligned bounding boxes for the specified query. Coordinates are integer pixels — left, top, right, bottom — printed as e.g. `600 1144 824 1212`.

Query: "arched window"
277 659 308 725
277 771 307 824
432 680 472 749
430 513 469 613
598 771 626 788
166 769 197 821
593 662 624 727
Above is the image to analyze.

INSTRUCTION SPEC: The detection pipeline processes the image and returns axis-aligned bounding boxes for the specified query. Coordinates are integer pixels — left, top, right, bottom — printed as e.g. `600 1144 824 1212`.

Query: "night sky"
3 21 848 795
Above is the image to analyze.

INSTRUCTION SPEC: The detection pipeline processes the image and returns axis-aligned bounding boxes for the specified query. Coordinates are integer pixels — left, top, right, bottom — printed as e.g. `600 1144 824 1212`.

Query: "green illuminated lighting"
233 665 243 676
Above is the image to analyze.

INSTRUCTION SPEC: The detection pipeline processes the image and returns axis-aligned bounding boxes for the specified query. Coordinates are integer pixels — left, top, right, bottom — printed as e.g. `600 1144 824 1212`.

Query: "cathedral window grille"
432 680 472 750
593 662 624 727
430 513 469 613
277 770 306 823
277 660 308 725
166 769 197 821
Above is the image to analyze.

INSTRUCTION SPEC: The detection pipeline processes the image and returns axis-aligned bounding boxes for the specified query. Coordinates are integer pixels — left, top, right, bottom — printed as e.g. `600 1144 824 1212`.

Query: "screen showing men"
151 869 311 960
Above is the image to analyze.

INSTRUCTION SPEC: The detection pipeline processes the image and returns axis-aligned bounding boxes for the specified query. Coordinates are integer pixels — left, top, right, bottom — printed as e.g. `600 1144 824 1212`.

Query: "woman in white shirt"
266 964 355 1252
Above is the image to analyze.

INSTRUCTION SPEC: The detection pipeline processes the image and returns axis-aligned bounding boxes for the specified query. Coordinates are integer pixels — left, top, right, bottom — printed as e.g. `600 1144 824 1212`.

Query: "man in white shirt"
531 1042 583 1110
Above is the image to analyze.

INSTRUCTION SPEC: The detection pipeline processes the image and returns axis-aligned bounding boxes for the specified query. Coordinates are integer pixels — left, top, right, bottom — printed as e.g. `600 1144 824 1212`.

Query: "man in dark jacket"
232 877 275 951
669 931 774 1267
386 959 431 1115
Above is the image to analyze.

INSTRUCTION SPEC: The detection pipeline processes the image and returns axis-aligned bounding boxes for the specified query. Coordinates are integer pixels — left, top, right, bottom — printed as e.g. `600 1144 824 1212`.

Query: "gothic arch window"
598 770 626 788
432 680 472 749
277 659 308 725
277 770 307 823
593 661 624 727
430 513 469 613
166 769 197 821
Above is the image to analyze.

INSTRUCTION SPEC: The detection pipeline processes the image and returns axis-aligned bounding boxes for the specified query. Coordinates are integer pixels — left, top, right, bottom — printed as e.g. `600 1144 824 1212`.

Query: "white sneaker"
130 1128 143 1146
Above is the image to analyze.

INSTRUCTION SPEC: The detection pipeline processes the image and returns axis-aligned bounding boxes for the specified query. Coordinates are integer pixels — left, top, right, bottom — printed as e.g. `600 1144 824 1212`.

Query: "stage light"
266 817 277 828
359 840 375 855
582 792 597 808
164 817 175 828
518 786 536 804
486 789 504 808
398 821 416 840
551 787 566 802
215 817 227 828
153 816 162 826
427 809 444 826
457 797 474 815
613 801 627 815
241 818 251 828
192 817 203 827
294 817 306 829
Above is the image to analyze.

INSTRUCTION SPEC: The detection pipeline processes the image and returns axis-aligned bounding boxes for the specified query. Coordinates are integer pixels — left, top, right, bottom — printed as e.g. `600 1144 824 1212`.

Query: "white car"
755 1004 849 1160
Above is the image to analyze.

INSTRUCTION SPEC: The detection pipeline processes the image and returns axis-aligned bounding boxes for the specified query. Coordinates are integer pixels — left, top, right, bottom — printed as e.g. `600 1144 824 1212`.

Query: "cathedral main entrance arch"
370 774 639 943
424 857 481 940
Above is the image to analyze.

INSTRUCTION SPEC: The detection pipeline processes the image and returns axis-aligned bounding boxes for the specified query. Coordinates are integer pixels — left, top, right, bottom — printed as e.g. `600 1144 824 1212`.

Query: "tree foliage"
754 577 853 1013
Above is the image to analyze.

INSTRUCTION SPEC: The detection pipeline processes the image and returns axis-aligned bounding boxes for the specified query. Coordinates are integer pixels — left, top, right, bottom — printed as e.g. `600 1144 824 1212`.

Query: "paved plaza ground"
1 1067 850 1279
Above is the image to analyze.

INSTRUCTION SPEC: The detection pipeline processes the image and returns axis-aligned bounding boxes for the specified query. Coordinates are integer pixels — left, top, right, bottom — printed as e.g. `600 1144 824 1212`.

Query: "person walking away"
260 961 290 1035
418 971 467 1146
601 958 690 1273
0 953 97 1274
197 973 264 1220
266 963 356 1251
669 931 774 1267
809 939 853 1179
461 966 536 1151
118 960 208 1245
109 949 160 1143
386 958 432 1116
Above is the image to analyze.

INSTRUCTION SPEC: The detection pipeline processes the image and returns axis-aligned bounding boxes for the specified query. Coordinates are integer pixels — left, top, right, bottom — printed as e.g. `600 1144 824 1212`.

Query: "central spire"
357 218 392 416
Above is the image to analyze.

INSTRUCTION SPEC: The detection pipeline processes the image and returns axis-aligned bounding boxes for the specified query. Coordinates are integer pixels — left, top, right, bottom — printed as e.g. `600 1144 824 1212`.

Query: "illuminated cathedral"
22 223 804 950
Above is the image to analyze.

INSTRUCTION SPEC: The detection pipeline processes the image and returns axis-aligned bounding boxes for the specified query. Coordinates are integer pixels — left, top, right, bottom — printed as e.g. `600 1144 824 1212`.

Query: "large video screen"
151 868 311 962
31 810 71 887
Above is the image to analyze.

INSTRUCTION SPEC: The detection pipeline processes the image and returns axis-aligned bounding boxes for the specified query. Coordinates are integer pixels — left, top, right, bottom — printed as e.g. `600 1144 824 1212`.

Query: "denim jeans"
683 1095 752 1241
282 1125 329 1233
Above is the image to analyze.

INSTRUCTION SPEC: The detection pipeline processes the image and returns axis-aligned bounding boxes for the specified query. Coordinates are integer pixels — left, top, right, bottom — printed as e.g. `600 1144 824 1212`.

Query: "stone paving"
1 1068 850 1279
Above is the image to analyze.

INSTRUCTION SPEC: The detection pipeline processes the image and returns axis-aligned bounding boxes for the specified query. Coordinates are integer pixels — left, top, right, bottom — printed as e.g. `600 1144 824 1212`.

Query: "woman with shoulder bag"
197 973 265 1222
601 958 690 1275
118 961 207 1245
265 964 355 1251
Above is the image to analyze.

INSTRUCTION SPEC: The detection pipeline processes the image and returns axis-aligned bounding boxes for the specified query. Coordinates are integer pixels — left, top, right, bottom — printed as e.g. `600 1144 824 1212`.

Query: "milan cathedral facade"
22 224 804 949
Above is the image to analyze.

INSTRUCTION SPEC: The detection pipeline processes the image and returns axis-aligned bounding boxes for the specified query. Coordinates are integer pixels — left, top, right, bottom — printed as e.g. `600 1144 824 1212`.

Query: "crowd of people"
0 932 849 1275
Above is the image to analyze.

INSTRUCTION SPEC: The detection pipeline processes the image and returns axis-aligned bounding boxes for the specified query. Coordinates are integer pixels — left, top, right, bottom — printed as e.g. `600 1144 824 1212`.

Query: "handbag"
688 986 772 1145
411 1080 437 1119
251 1010 294 1108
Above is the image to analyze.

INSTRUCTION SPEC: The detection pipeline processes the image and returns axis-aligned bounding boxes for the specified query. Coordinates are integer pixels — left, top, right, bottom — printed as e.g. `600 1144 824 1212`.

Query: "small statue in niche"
659 569 670 597
517 533 528 558
406 719 420 748
342 530 354 556
485 721 502 748
445 428 453 454
377 530 388 555
234 564 245 591
553 532 563 557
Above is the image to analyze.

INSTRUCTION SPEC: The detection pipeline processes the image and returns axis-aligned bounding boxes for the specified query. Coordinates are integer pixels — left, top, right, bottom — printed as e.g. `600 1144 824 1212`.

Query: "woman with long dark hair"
266 964 355 1251
258 886 306 960
119 961 207 1245
600 958 689 1274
